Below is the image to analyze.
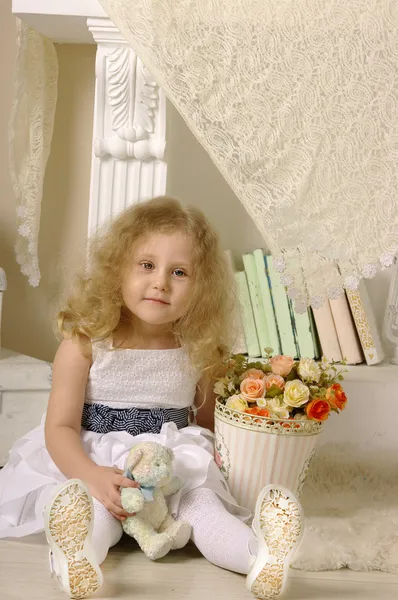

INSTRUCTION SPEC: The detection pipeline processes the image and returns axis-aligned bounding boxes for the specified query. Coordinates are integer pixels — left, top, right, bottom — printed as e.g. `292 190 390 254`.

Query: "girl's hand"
85 465 140 521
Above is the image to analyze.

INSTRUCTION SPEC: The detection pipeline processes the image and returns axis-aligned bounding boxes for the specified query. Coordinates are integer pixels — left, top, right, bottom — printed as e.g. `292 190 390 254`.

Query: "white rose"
225 395 249 412
257 398 268 408
214 381 227 397
267 397 290 419
284 380 310 408
297 358 321 383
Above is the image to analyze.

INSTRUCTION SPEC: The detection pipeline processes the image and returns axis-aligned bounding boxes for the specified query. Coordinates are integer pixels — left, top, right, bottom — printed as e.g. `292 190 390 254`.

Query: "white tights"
91 488 257 571
177 487 257 575
41 485 255 570
91 498 123 564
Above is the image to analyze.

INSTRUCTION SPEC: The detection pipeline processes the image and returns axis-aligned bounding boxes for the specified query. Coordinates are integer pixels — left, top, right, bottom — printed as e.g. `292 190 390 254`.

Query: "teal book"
289 300 317 359
287 298 301 359
264 255 297 358
234 272 261 357
309 309 322 360
253 249 281 355
224 250 248 355
243 254 271 357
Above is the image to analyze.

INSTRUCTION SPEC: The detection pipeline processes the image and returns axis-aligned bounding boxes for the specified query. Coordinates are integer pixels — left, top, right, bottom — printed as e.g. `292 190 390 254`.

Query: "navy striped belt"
81 403 190 436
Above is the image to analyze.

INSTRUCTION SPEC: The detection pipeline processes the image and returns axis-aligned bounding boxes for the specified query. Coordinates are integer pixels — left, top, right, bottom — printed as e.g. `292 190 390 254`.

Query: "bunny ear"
128 448 143 469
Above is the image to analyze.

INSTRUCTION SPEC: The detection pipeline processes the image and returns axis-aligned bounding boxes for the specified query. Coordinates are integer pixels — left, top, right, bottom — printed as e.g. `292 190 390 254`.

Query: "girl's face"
121 231 194 328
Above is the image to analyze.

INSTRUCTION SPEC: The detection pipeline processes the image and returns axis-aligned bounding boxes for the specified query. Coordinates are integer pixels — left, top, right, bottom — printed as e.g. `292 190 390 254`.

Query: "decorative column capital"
86 17 167 236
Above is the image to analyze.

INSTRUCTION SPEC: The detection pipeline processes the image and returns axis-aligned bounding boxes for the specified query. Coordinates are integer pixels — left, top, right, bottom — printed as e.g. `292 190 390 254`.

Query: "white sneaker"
246 485 303 599
44 479 103 599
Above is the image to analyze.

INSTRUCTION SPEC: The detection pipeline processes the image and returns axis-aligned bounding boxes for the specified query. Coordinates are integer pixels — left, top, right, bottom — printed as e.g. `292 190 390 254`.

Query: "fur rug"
291 444 398 574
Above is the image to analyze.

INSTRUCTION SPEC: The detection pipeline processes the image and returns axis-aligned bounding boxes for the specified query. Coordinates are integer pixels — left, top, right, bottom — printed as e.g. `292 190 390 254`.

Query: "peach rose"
306 398 331 422
241 368 266 380
269 355 294 377
265 374 285 392
326 383 347 411
240 377 266 402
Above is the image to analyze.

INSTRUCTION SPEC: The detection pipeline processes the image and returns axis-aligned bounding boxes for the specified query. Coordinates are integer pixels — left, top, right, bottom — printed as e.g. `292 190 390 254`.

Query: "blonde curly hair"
58 196 234 372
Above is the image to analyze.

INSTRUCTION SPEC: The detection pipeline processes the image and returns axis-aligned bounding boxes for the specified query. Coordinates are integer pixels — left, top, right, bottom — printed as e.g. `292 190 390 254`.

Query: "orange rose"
326 384 347 411
241 368 266 380
245 407 269 417
240 377 266 402
306 398 331 422
269 355 294 377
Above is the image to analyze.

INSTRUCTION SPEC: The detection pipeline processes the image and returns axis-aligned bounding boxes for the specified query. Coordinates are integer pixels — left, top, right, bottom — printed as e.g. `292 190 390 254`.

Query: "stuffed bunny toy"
121 441 192 560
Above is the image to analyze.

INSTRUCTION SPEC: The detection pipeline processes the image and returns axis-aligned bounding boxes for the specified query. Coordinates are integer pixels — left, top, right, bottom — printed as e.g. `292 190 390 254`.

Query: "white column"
86 17 167 237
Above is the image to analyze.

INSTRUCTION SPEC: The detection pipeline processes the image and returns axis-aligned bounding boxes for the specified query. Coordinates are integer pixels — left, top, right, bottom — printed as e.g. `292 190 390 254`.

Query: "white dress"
0 342 250 538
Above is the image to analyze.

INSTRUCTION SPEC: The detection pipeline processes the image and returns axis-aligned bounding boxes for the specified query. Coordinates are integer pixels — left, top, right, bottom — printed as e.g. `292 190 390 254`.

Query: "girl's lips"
144 298 170 305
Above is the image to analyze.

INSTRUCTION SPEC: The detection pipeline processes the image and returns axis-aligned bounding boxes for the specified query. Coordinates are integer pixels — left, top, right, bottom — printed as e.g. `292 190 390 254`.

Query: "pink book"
312 302 342 362
329 294 364 364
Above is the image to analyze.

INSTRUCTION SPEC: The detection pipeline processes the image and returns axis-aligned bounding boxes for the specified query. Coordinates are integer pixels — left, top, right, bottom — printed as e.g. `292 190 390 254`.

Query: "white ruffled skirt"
0 417 250 538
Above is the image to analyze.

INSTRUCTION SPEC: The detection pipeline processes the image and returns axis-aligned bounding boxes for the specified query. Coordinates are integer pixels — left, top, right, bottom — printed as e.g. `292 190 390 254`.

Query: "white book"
346 282 385 365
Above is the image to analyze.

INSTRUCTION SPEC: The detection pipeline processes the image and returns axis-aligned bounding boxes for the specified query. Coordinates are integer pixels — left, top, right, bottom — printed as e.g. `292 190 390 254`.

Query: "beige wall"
0 3 96 362
166 102 266 271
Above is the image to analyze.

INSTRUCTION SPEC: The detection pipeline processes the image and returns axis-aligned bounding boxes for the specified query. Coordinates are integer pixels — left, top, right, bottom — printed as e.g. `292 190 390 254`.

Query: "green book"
264 255 297 358
289 300 317 359
309 309 322 360
243 253 271 357
253 249 281 355
224 250 247 355
235 272 261 357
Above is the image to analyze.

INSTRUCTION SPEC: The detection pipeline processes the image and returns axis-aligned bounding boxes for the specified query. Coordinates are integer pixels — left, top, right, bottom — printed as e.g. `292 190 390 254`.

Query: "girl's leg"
44 479 123 599
177 487 257 574
178 485 303 600
91 497 123 564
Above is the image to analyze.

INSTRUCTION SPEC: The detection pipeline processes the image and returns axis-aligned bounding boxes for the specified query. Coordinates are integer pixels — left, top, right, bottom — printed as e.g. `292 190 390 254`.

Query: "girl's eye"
141 262 154 270
173 269 186 278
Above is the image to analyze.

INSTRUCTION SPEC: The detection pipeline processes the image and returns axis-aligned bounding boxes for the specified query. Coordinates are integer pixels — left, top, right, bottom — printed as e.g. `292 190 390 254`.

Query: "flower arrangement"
214 350 348 422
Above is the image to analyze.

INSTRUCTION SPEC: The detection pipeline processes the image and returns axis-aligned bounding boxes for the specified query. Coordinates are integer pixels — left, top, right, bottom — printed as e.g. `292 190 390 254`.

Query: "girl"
0 197 302 599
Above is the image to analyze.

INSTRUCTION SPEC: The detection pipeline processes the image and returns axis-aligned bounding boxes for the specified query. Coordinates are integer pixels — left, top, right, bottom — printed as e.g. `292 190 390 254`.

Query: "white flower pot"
214 400 322 515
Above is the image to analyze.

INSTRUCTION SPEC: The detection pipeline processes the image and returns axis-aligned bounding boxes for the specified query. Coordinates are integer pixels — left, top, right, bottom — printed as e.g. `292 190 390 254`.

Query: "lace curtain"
9 20 58 287
98 0 398 310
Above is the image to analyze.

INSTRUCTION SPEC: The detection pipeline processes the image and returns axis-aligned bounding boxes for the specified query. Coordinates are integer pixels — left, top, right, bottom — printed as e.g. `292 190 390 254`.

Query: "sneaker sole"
246 485 303 599
44 479 103 599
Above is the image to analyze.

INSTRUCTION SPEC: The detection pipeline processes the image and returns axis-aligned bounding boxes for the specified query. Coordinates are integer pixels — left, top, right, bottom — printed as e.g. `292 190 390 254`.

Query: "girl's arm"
194 373 217 432
45 338 138 520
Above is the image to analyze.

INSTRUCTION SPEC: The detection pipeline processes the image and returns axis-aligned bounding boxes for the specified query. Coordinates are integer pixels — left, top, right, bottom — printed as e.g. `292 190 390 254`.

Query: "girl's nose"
153 271 168 291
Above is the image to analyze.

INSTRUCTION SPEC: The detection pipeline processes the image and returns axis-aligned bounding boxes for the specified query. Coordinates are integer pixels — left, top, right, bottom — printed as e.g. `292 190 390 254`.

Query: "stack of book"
227 249 385 366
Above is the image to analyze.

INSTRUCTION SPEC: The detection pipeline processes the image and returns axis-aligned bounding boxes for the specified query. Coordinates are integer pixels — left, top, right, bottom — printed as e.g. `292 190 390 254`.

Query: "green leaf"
266 385 284 398
286 366 298 381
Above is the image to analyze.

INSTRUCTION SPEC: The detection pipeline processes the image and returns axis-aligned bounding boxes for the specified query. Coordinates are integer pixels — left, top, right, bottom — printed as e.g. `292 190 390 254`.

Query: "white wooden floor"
1 534 398 600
